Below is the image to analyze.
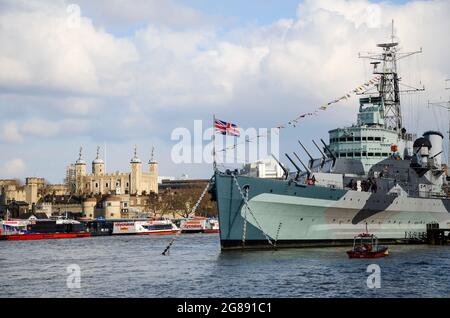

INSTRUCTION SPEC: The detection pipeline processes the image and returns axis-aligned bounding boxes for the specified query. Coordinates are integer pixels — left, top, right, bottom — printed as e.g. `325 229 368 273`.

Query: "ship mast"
428 79 450 166
359 20 423 135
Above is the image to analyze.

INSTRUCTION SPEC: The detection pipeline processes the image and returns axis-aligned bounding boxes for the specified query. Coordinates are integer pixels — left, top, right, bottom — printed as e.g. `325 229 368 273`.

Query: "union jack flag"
214 118 240 137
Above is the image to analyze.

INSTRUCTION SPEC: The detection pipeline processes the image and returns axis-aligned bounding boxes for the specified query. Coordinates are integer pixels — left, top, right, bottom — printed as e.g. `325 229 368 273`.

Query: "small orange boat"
347 233 389 259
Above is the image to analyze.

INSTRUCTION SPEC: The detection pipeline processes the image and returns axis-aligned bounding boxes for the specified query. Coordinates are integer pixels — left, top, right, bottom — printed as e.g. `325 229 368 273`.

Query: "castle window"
95 183 99 188
126 182 129 187
106 183 109 188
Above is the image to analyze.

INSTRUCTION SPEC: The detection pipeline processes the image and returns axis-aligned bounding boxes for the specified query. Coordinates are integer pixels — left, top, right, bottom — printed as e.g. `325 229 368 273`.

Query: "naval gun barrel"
271 154 289 180
320 139 337 164
285 153 302 179
298 140 314 167
293 152 311 176
312 140 327 160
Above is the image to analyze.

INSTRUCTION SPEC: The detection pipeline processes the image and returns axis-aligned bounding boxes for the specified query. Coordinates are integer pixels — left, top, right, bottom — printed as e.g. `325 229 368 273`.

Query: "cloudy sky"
1 0 449 183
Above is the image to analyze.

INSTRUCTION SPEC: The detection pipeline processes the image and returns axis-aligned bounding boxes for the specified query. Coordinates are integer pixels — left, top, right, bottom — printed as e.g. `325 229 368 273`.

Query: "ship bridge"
328 95 415 174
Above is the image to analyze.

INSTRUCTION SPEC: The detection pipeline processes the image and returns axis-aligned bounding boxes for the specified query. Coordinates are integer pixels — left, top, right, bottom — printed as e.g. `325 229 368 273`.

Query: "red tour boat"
347 233 389 259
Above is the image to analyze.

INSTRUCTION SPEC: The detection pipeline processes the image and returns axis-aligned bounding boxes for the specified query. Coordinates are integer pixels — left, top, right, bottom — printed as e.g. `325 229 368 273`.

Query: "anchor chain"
241 187 249 247
274 222 282 247
162 177 213 256
232 174 274 247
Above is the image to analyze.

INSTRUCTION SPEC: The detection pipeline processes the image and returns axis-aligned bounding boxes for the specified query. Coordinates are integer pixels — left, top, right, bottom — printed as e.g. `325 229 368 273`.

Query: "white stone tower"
92 145 105 176
149 146 158 194
130 145 142 195
75 146 87 194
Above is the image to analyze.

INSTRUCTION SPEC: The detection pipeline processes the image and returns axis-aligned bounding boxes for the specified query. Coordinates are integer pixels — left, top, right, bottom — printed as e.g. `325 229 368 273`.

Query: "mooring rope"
232 174 275 247
162 177 213 256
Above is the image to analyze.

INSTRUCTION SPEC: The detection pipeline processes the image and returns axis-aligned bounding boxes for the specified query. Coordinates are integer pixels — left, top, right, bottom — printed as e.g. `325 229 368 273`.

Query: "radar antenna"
428 79 450 166
358 20 423 134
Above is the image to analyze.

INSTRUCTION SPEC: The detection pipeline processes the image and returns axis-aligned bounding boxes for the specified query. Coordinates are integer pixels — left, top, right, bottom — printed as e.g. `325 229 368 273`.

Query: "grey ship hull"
214 172 450 250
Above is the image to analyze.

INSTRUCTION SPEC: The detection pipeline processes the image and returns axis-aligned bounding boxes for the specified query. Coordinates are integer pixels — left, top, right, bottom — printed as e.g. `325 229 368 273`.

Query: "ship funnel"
423 131 443 167
413 137 432 166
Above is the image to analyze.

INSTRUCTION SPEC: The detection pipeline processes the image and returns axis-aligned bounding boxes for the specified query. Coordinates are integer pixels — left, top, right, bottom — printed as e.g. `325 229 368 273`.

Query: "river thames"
1 234 450 298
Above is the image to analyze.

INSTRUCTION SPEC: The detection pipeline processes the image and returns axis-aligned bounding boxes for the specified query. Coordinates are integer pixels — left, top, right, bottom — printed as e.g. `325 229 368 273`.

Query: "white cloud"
1 0 450 181
0 159 26 176
20 118 90 138
1 122 23 143
0 1 138 96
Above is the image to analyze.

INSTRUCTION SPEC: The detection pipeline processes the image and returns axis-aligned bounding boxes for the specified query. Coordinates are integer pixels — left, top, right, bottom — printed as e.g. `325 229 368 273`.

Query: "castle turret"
75 147 87 194
148 146 158 194
130 146 142 195
92 146 105 176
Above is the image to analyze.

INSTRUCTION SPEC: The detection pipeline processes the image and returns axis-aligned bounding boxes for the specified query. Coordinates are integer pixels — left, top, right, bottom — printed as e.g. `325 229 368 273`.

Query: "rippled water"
1 234 450 298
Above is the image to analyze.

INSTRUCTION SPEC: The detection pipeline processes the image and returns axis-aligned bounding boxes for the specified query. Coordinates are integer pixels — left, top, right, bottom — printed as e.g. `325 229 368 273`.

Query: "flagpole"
213 114 217 172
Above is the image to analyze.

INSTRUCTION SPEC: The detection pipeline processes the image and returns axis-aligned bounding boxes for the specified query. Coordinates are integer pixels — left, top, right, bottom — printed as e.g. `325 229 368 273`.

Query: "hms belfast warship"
212 34 450 250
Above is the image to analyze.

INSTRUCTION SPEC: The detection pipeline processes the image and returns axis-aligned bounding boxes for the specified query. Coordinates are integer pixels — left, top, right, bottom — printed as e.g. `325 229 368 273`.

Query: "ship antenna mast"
428 79 450 166
359 20 423 135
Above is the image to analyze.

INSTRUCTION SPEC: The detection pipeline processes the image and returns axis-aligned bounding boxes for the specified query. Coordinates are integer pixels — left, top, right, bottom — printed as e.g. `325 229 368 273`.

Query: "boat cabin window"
368 137 374 141
362 137 367 141
347 153 354 157
368 153 374 157
354 137 362 141
340 153 347 157
339 137 346 142
375 137 381 141
346 137 354 142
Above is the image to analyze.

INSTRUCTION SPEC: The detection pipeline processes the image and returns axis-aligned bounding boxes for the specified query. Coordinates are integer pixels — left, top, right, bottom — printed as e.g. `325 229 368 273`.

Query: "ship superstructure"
213 30 450 250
